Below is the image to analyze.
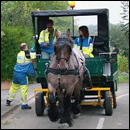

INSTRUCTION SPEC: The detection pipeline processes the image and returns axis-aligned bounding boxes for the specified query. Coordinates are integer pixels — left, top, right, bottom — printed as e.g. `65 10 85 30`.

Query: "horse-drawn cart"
31 8 118 118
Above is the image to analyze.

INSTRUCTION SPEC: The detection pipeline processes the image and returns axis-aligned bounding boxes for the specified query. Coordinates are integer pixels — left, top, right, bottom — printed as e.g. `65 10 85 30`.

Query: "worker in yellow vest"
38 19 60 59
6 43 36 109
74 26 94 58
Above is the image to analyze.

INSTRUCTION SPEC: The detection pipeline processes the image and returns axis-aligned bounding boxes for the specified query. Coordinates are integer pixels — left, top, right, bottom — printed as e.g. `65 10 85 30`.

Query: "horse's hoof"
73 113 81 119
48 112 59 122
59 117 73 127
48 116 59 122
58 123 70 129
48 106 59 122
71 104 81 117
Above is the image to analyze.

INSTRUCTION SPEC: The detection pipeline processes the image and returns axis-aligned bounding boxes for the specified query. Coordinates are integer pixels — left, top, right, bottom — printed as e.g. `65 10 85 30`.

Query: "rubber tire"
104 91 113 116
35 92 45 116
113 92 117 109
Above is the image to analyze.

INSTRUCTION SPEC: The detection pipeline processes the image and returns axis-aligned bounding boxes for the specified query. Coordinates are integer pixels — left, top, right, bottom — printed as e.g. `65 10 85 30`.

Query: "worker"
75 25 94 58
38 19 60 59
6 43 36 109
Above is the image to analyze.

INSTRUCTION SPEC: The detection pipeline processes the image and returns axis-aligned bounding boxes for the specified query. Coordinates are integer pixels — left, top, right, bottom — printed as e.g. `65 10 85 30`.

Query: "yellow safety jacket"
38 28 59 53
17 51 35 64
38 28 58 43
74 36 94 58
15 51 35 76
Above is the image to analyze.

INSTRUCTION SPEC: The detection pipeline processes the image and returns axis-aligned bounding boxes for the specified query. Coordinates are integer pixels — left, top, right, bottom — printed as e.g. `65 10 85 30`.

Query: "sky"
71 1 123 26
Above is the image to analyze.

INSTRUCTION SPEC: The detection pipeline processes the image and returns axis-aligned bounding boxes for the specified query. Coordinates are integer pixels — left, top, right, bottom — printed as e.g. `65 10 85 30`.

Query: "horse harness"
45 52 83 90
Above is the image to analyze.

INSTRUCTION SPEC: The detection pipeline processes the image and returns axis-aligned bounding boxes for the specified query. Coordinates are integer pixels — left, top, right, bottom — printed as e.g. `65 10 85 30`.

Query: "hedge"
1 23 34 81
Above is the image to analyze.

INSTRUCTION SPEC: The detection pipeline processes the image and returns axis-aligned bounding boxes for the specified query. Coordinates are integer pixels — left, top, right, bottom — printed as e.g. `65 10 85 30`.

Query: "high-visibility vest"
17 51 31 64
74 37 94 58
38 28 59 44
17 51 36 64
15 51 35 76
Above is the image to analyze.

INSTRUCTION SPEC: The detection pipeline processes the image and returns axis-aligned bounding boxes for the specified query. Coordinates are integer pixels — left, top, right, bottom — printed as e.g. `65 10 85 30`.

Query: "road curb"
1 95 35 119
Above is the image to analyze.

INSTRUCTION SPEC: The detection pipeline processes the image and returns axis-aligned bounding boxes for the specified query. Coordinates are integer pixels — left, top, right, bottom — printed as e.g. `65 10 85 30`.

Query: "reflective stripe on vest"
74 45 94 58
38 28 58 44
17 51 31 64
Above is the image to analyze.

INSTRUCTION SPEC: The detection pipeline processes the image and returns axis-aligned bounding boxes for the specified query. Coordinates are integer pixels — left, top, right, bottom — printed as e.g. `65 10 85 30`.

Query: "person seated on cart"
38 19 60 59
74 25 94 58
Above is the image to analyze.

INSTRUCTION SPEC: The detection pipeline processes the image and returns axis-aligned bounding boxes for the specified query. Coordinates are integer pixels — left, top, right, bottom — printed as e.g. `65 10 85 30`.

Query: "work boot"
21 104 32 109
6 100 11 106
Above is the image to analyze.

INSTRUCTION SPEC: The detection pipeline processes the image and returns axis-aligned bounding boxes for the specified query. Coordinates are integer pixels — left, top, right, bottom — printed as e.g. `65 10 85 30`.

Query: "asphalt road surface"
1 83 129 129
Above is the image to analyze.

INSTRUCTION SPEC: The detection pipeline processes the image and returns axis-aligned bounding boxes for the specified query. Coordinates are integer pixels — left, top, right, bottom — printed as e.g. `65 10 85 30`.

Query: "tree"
1 1 70 81
109 23 129 73
1 1 69 27
119 1 129 58
109 24 129 57
120 1 129 39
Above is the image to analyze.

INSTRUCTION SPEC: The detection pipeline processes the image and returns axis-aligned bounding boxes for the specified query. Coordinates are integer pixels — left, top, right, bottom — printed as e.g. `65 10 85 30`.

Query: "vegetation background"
1 1 129 83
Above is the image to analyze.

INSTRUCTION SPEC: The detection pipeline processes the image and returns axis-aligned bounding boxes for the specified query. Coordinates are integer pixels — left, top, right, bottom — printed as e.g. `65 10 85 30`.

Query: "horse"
46 33 86 127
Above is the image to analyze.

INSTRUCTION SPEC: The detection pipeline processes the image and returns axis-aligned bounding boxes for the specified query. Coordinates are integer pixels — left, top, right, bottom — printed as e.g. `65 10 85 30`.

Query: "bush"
1 23 34 81
117 55 129 73
118 72 129 83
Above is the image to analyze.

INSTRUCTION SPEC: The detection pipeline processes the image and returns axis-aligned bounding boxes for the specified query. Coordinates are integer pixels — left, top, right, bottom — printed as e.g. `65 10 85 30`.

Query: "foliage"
1 31 5 38
117 55 129 73
51 16 78 36
1 1 68 27
109 23 129 58
1 23 34 81
120 1 129 39
118 72 129 83
1 1 69 81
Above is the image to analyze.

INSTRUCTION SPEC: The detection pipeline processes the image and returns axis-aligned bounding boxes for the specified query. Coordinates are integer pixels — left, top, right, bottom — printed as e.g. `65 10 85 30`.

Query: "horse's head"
54 33 74 70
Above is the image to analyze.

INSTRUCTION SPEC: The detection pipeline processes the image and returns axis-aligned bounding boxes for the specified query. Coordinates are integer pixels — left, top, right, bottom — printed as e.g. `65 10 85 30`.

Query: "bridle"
56 50 70 64
45 35 80 89
45 50 80 90
55 42 71 64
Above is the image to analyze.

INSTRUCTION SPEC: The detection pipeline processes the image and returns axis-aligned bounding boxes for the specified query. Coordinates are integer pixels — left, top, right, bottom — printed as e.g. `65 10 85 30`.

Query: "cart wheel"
35 92 45 116
113 93 117 108
104 91 113 116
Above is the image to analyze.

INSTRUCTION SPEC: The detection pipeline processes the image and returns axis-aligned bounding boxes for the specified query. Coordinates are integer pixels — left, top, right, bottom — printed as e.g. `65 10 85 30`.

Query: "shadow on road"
80 105 105 116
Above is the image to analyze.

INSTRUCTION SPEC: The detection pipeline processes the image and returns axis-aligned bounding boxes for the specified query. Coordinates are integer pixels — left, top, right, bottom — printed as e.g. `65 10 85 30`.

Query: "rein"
45 54 79 90
46 67 79 75
45 52 80 76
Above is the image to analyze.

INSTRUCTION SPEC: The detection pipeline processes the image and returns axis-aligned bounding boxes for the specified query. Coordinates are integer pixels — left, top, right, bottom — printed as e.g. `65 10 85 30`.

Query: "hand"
43 43 48 47
88 47 93 52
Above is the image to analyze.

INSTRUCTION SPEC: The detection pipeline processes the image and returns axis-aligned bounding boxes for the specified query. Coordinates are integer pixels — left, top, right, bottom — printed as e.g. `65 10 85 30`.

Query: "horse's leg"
59 87 75 127
72 83 82 118
59 94 73 127
57 88 64 117
48 83 59 122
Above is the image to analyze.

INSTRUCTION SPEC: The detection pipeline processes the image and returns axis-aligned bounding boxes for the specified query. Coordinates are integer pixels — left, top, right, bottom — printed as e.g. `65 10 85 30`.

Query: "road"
1 83 129 129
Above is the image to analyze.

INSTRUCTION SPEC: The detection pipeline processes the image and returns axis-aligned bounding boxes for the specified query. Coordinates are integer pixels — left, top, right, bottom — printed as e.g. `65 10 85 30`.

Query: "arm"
74 37 79 48
28 45 36 59
29 44 35 52
30 52 36 59
88 37 93 52
38 30 49 47
25 51 36 60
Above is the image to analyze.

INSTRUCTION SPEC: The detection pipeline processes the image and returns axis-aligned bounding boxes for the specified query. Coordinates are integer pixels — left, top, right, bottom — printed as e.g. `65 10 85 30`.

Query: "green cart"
32 8 118 116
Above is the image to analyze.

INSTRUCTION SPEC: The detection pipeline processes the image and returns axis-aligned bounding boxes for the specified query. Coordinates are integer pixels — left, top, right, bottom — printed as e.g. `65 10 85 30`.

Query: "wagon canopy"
31 9 109 17
31 9 109 56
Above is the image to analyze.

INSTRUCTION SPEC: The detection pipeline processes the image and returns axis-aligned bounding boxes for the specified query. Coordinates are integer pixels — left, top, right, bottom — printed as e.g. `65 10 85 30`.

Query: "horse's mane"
54 33 74 48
